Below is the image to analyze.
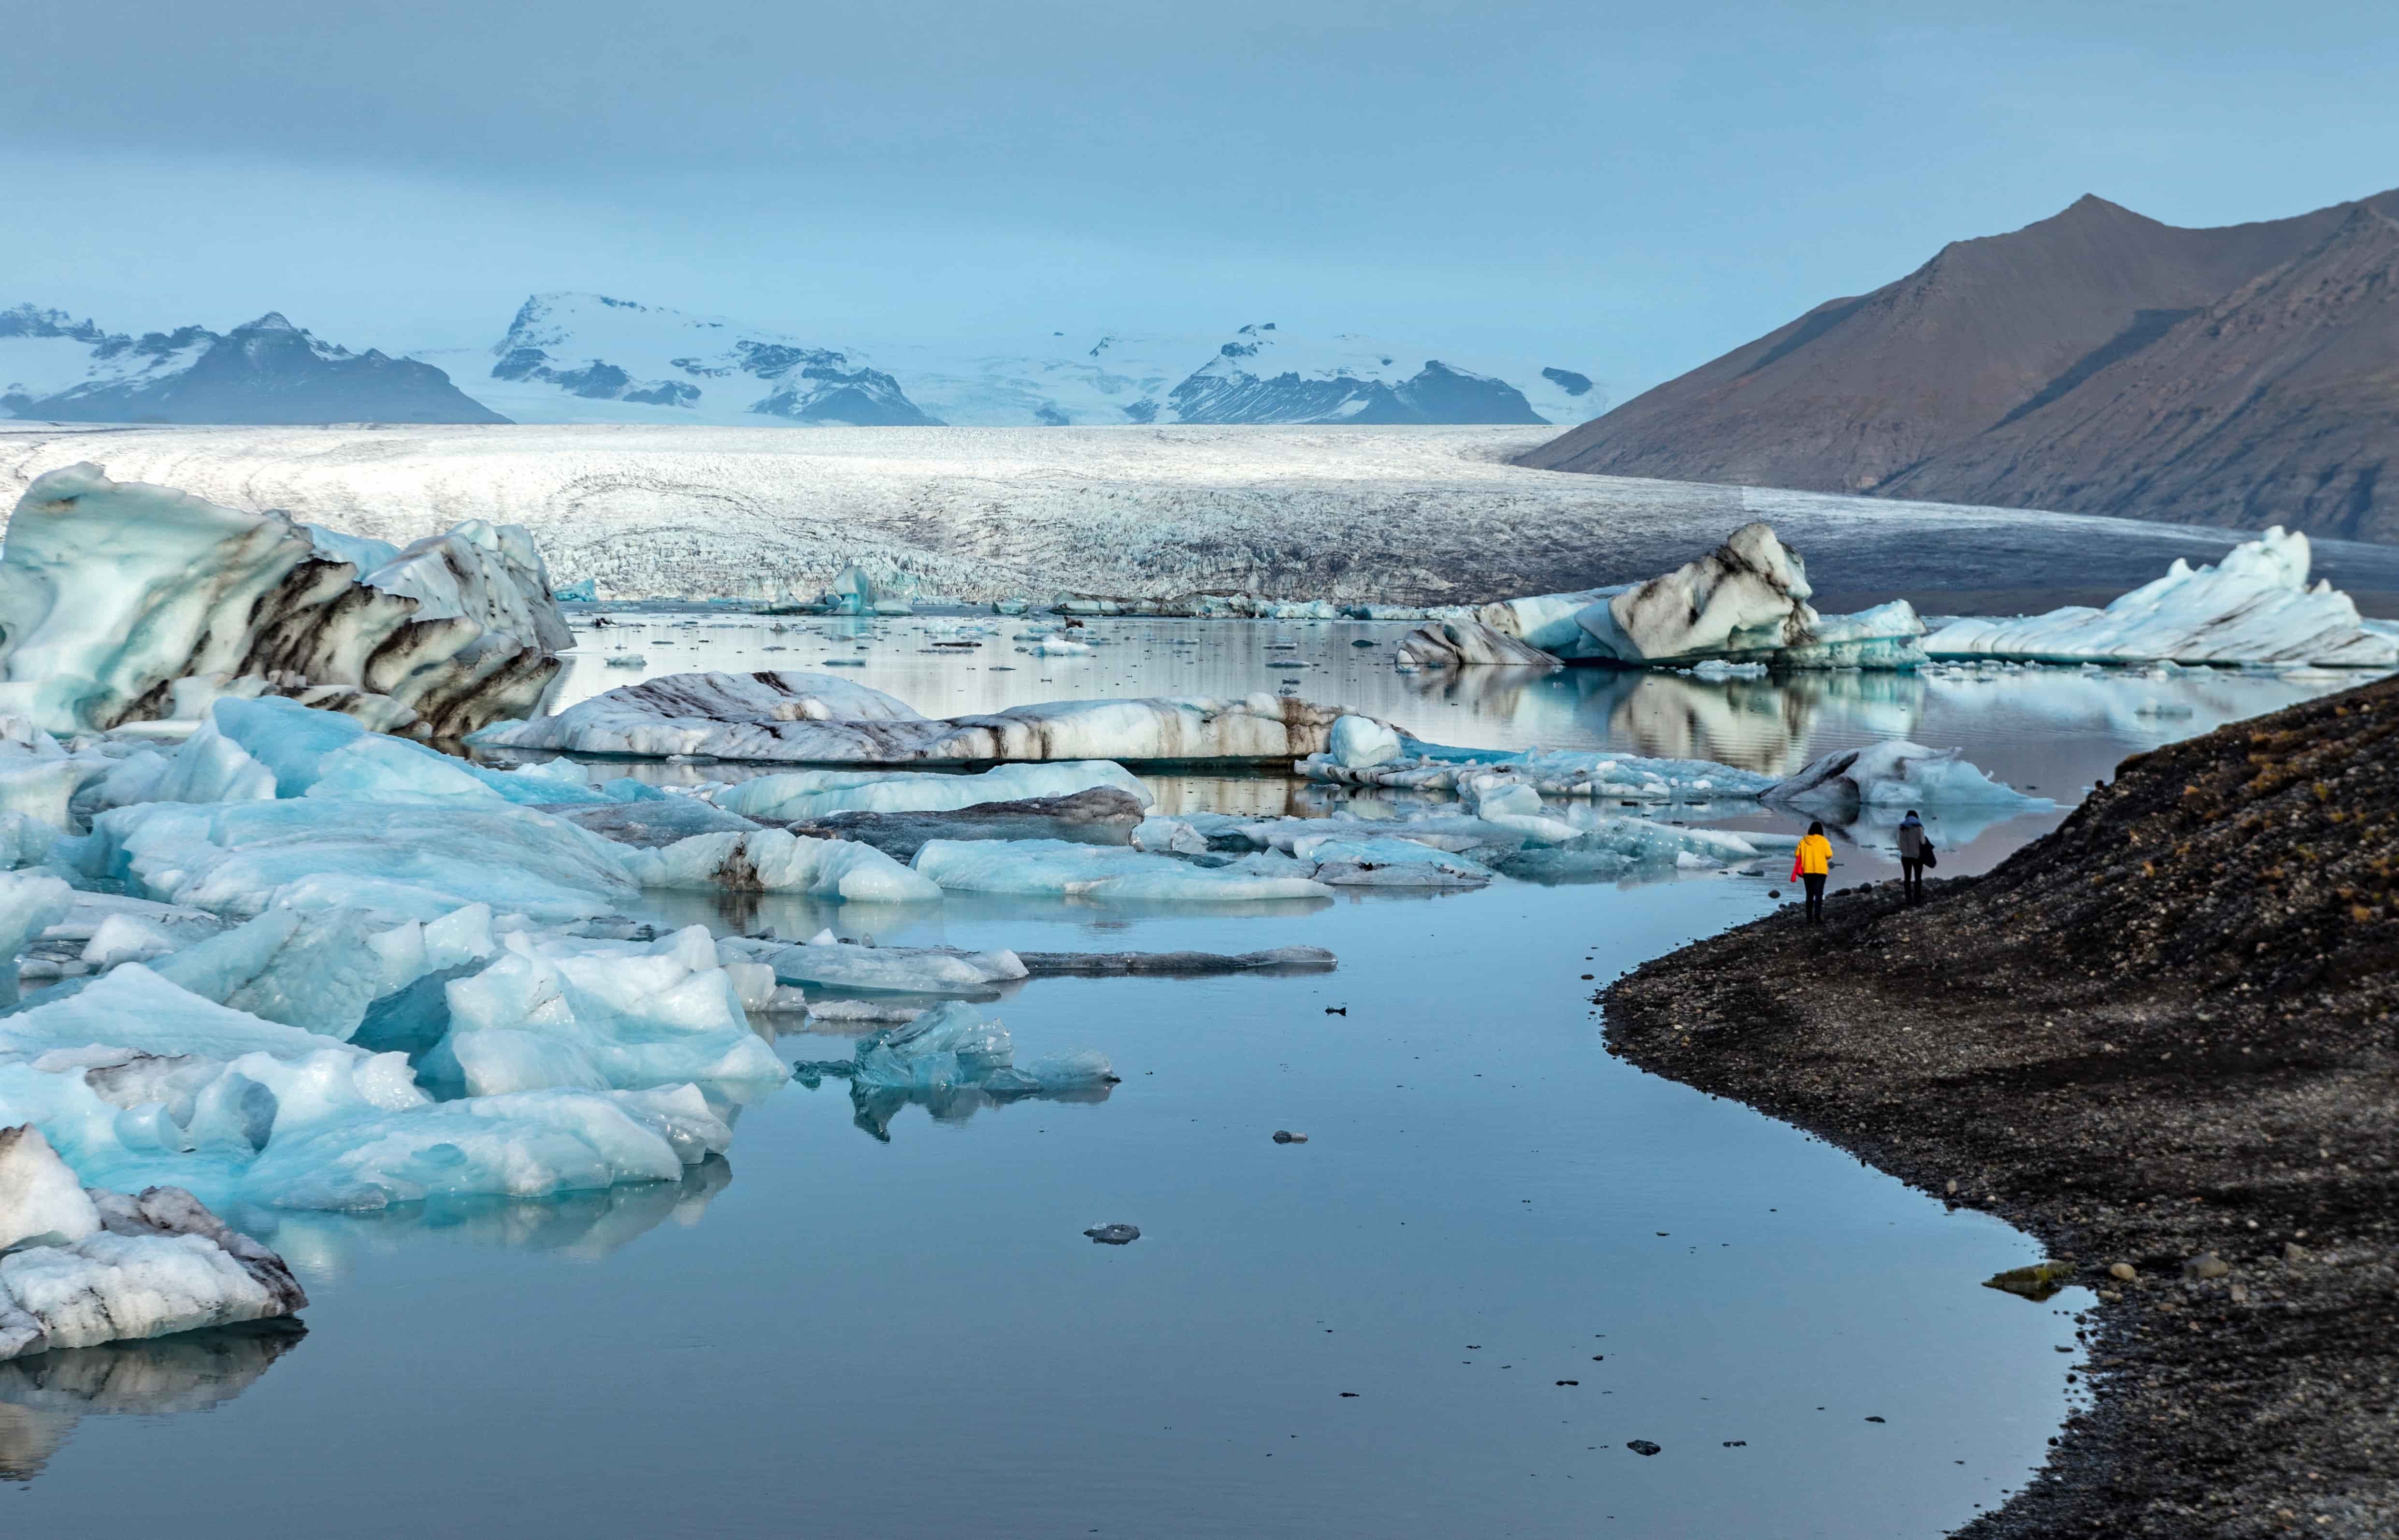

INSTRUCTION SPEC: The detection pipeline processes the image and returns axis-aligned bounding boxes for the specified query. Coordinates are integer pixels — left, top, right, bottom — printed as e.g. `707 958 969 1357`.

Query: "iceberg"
793 1002 1115 1140
1765 740 2053 819
473 673 1375 765
776 788 1147 862
619 828 942 903
0 1126 308 1363
1922 528 2398 667
713 761 1151 821
428 927 784 1096
0 465 567 739
912 839 1332 902
1299 741 1779 802
1467 524 1927 670
720 931 1027 996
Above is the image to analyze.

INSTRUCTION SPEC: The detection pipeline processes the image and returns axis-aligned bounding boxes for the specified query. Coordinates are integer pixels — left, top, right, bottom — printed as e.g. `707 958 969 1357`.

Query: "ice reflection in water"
0 1320 308 1482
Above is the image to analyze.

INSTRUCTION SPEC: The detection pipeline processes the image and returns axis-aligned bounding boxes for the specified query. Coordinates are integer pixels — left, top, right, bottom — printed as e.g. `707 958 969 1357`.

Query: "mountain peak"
235 312 301 333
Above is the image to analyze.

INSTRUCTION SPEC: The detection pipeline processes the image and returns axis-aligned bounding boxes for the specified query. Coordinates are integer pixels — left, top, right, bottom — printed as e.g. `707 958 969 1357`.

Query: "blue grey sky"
7 0 2394 395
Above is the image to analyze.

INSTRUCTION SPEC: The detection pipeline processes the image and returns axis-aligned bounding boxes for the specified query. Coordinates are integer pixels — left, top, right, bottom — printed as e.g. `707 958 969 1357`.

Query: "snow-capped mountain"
863 324 1605 428
0 306 504 425
416 294 939 427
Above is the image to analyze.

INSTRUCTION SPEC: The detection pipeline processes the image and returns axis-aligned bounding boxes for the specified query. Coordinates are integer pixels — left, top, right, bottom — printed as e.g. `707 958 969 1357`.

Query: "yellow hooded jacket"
1790 833 1832 879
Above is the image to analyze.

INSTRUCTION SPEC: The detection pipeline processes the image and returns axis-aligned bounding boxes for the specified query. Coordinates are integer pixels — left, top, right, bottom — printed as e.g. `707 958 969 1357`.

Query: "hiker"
1896 810 1934 904
1791 820 1833 923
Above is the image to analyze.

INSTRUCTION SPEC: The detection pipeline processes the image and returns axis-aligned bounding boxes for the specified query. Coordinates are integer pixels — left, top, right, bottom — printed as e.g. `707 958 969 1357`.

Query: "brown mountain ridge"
1522 188 2399 542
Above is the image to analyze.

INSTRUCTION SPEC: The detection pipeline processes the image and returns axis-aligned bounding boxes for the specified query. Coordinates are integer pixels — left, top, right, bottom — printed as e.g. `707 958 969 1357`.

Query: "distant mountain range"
0 308 503 425
3 292 1603 432
1520 188 2399 543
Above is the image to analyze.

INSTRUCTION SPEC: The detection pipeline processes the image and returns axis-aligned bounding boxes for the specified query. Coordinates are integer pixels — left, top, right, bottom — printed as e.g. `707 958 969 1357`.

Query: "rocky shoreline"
1603 678 2399 1538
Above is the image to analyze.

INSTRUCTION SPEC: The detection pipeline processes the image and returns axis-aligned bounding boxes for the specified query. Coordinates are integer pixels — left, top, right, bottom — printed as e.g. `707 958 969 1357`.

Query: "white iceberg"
1922 529 2397 667
0 464 567 739
473 673 1368 765
720 931 1027 995
0 1132 309 1362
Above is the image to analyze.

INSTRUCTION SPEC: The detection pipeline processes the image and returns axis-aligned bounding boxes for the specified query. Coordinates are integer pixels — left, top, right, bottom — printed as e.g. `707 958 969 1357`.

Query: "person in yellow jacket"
1789 820 1833 923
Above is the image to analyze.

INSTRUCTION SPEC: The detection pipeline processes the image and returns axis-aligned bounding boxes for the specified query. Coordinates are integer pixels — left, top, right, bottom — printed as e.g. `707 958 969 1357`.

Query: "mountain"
449 294 939 427
0 308 506 425
1519 188 2399 542
866 324 1600 428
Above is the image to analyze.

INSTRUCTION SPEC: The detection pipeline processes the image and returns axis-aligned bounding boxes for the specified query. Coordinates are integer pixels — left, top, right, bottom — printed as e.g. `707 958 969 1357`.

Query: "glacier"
12 422 2362 610
0 464 567 738
1922 528 2398 667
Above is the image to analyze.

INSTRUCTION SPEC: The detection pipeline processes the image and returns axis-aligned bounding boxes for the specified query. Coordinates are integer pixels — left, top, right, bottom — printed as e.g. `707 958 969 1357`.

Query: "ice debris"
0 464 567 739
911 839 1332 902
1765 741 2052 819
713 761 1150 821
1394 619 1563 669
1923 529 2397 667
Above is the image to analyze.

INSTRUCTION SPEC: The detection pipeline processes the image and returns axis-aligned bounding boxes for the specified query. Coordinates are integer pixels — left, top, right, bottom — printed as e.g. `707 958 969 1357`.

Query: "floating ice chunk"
430 927 784 1095
1766 740 2052 814
912 839 1331 902
475 675 1371 765
724 934 1026 995
713 761 1151 821
807 1001 1116 1098
1030 637 1091 656
86 798 640 924
539 797 763 848
0 1125 101 1251
1491 819 1781 883
0 464 564 738
236 1087 718 1211
1923 529 2396 667
0 719 101 832
1326 715 1402 769
623 829 943 903
1284 836 1495 888
0 964 360 1065
1132 816 1213 855
1298 741 1776 802
467 671 921 758
0 1174 307 1361
0 873 75 1009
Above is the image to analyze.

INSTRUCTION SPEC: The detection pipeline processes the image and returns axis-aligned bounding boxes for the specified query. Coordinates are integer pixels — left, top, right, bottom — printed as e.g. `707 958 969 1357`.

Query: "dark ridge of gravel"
1602 674 2399 1539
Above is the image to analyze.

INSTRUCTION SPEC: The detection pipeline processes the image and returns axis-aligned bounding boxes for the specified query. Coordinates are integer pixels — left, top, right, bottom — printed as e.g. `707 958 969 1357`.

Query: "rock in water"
1084 1223 1141 1245
1272 1130 1309 1144
1626 1439 1661 1456
0 464 567 738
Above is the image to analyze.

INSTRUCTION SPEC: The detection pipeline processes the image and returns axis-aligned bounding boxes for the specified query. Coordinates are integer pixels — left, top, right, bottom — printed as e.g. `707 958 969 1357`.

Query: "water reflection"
0 1319 307 1481
791 1066 1117 1143
257 1158 734 1269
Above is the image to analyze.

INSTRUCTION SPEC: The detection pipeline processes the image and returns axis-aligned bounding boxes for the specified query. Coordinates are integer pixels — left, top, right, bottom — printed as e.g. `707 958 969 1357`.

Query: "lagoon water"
10 612 2364 1538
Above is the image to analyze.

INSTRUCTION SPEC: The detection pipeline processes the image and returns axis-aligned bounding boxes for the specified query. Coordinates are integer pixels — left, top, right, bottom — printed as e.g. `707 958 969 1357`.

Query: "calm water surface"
10 613 2367 1538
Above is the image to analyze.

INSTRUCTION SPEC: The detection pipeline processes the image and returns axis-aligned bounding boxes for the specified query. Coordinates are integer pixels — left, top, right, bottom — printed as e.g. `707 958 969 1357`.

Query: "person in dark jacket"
1896 810 1931 904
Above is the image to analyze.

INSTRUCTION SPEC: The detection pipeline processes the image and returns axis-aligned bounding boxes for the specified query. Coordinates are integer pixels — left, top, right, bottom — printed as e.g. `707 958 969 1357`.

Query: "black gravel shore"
1603 676 2399 1538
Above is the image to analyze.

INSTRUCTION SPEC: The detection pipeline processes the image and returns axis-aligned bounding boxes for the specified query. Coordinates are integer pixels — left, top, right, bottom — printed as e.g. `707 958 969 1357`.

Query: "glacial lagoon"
11 612 2368 1539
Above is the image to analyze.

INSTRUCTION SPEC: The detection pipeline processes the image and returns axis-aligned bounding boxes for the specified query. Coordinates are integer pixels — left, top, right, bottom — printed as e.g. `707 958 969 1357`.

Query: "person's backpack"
1921 839 1938 871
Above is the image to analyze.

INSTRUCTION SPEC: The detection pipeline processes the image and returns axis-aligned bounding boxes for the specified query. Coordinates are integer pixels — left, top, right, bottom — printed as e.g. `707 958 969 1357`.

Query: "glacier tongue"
0 464 567 738
1922 528 2397 667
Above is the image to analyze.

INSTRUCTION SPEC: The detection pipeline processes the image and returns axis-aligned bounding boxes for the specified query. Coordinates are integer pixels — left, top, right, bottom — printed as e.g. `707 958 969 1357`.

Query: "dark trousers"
1901 858 1925 902
1802 873 1825 921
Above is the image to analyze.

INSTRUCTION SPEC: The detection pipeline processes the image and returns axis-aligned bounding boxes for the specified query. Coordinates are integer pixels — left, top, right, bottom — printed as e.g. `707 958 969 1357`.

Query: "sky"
6 0 2396 398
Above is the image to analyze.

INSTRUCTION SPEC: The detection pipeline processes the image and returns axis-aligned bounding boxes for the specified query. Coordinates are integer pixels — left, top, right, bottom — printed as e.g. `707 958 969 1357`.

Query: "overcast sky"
7 0 2394 395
